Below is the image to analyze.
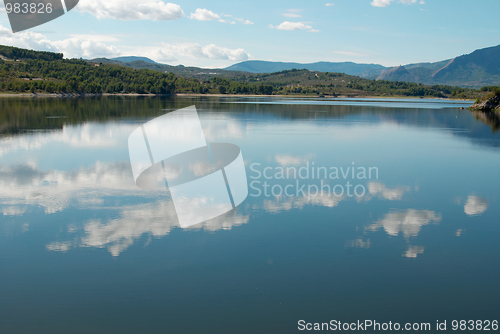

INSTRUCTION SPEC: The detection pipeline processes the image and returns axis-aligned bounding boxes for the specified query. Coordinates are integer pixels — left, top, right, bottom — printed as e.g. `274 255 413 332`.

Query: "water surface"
0 96 498 333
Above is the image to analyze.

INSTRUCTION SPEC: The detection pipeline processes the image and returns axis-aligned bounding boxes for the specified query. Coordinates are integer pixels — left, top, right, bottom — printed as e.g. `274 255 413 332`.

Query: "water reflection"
365 209 442 239
46 201 250 256
364 182 411 201
261 194 344 213
1 96 499 148
404 245 425 258
1 96 499 333
0 161 140 214
346 238 371 249
0 96 498 259
470 110 500 132
275 154 315 167
464 195 489 216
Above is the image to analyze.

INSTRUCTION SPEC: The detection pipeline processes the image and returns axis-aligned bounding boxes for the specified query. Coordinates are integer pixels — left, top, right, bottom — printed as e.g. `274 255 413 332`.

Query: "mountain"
376 45 500 88
93 44 500 88
111 56 158 64
225 60 386 77
90 58 248 80
376 66 413 81
0 44 484 100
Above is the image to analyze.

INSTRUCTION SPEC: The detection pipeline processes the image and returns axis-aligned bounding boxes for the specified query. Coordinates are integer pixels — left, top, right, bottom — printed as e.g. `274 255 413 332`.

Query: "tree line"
0 44 493 99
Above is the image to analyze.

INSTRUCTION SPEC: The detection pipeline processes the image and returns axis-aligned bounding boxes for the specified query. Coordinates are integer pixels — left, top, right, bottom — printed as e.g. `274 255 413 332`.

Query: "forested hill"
0 45 238 95
0 45 63 61
0 44 495 99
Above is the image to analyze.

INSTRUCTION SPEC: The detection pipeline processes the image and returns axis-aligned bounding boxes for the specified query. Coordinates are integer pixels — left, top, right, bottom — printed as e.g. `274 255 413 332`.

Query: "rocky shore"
469 93 500 111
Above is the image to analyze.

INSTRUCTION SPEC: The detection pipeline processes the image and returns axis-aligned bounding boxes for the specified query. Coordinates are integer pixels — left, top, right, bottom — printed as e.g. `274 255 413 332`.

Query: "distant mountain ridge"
376 45 500 88
112 56 158 64
223 45 500 88
225 60 386 78
90 57 247 80
92 44 500 88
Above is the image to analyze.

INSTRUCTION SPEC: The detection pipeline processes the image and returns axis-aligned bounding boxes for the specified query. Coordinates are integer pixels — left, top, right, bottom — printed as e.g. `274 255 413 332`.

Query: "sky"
0 0 499 69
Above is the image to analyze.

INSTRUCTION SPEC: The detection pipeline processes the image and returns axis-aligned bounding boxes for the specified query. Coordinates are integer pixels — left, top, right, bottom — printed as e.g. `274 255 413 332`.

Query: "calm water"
0 96 499 333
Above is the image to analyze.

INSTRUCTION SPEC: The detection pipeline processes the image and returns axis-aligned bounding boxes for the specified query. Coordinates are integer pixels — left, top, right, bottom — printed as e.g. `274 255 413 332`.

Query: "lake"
0 96 499 333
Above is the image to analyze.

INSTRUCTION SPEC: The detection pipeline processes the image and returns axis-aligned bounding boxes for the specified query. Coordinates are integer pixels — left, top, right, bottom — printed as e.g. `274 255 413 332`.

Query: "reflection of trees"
470 110 500 133
0 96 194 136
2 96 499 148
0 97 374 135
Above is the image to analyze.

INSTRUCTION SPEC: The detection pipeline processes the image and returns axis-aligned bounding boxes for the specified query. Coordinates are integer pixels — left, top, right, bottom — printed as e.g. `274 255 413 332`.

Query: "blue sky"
0 0 499 68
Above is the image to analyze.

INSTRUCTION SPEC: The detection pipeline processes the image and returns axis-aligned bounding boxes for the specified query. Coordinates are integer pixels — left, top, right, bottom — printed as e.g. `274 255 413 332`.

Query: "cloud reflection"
366 182 410 201
2 206 27 216
0 161 141 214
47 201 249 256
366 209 441 239
464 196 488 216
0 123 135 158
403 245 425 258
274 154 315 167
346 238 371 249
261 193 343 213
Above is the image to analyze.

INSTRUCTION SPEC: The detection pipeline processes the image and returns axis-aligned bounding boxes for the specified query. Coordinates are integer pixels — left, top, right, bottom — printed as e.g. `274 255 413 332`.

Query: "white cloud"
189 9 253 25
76 0 185 21
308 29 320 33
371 0 393 7
0 24 118 59
52 38 119 59
189 8 220 21
235 18 254 25
146 42 251 63
370 0 420 7
0 17 250 65
283 13 302 18
366 209 441 239
203 43 248 60
270 21 314 32
283 8 302 18
464 196 488 216
325 3 334 6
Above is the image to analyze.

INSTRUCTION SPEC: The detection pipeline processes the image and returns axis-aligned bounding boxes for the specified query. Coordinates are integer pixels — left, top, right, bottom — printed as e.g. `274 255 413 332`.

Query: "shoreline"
0 92 475 102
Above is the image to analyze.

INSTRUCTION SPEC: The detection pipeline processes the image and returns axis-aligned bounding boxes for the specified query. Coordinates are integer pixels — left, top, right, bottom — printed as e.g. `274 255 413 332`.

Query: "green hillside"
0 44 491 99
